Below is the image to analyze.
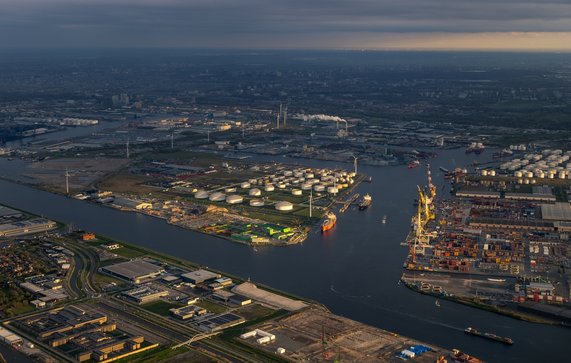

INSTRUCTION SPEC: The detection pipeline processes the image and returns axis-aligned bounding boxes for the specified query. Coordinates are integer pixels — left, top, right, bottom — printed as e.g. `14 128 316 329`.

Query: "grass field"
141 300 184 316
195 299 227 314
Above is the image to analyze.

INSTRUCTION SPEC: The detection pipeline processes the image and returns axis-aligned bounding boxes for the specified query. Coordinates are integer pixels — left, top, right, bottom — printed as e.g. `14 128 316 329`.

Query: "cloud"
0 0 570 49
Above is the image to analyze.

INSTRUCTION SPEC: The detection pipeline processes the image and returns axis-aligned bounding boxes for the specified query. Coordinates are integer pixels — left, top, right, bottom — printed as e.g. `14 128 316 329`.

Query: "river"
0 149 568 362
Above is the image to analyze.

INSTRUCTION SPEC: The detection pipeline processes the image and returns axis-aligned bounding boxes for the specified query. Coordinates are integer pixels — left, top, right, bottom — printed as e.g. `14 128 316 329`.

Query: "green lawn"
195 299 227 314
141 300 184 316
113 246 147 258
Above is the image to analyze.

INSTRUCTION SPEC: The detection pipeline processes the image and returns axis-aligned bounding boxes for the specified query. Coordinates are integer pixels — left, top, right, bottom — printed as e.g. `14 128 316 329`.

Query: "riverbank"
400 276 560 325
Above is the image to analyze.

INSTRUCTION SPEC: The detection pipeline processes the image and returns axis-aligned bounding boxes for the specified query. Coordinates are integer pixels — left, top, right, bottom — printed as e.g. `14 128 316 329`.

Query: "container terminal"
401 155 571 324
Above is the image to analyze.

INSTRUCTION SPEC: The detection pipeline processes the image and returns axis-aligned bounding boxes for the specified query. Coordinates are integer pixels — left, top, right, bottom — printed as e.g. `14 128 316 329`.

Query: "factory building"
100 260 165 284
0 218 57 237
180 269 221 285
169 305 207 320
122 285 169 304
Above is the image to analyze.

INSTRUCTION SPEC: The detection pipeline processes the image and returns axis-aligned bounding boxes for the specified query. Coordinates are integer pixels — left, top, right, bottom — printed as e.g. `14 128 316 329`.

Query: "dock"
339 193 359 213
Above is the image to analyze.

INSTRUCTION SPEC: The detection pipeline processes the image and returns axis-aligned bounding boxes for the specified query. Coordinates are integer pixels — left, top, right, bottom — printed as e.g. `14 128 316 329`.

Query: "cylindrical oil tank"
314 184 325 192
209 192 226 202
264 184 275 192
194 190 209 199
275 201 293 211
249 188 262 196
327 186 339 194
249 199 264 207
226 195 243 204
292 189 302 196
240 182 251 189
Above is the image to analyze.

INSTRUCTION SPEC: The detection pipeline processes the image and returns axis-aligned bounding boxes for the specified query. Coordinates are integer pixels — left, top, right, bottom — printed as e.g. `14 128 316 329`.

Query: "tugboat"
358 194 372 210
464 327 514 345
321 212 337 232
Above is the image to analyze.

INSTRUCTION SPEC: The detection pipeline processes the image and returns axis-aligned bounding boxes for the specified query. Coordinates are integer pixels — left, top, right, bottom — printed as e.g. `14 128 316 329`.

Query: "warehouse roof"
541 203 571 221
101 260 164 281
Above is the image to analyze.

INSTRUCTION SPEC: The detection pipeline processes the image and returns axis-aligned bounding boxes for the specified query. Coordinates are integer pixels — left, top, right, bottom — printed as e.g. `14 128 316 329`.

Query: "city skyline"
1 0 571 51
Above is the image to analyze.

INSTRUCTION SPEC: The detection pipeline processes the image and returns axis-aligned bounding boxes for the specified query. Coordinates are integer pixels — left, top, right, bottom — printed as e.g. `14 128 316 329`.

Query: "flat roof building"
100 260 165 284
541 203 571 221
169 305 207 320
180 269 220 285
122 285 169 304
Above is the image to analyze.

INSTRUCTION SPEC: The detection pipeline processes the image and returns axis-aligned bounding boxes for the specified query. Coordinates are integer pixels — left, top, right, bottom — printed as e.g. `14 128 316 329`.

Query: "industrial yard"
402 149 571 324
88 152 363 246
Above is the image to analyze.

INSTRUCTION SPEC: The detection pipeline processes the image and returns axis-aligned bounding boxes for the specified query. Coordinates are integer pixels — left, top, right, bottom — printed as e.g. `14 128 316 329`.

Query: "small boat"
487 278 506 282
435 299 441 307
439 166 449 173
381 215 387 224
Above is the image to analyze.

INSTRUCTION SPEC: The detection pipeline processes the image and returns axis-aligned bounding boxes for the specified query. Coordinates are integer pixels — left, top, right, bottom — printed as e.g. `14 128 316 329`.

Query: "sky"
1 0 571 51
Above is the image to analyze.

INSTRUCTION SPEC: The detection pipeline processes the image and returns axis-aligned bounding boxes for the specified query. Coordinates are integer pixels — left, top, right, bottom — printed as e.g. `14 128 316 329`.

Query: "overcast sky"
1 0 571 51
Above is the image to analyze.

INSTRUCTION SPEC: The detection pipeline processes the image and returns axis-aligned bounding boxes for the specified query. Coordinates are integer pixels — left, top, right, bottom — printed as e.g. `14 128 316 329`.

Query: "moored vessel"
321 212 337 232
407 160 420 169
358 194 372 210
464 327 514 345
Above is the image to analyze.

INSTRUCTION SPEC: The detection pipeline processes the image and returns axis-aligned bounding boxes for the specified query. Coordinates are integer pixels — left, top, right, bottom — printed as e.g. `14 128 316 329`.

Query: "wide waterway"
0 149 569 362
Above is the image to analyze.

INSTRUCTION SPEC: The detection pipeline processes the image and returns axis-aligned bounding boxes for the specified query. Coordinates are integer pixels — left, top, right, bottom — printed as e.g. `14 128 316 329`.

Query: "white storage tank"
275 201 293 211
249 188 262 196
531 179 536 184
301 182 312 190
283 170 293 177
548 172 555 179
241 182 251 189
327 186 339 194
264 184 275 192
292 189 302 196
538 171 545 178
226 195 243 204
481 170 488 176
489 170 496 176
304 172 314 179
314 184 326 192
249 199 265 207
524 179 530 184
525 171 533 178
278 183 286 189
194 190 209 199
209 192 226 202
559 171 567 179
225 187 237 193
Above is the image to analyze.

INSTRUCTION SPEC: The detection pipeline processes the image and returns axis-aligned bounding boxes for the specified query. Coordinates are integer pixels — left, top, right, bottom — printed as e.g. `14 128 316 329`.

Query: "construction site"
401 161 571 323
237 306 456 363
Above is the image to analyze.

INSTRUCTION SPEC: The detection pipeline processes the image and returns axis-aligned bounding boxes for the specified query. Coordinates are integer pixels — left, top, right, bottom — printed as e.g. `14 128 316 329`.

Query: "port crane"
410 164 437 263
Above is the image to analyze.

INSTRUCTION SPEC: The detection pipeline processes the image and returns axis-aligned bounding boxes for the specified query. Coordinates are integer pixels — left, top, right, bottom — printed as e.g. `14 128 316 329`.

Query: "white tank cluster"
496 149 571 180
197 166 354 208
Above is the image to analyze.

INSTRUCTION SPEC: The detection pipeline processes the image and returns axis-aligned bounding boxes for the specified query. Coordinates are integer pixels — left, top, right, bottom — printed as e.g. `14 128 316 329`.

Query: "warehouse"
100 260 165 283
180 269 220 284
169 305 207 320
541 203 571 221
122 285 169 304
0 218 57 237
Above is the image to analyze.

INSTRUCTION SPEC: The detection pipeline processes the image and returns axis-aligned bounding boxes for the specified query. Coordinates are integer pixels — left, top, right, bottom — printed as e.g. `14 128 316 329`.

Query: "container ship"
358 194 372 210
464 327 513 345
321 212 337 232
407 160 420 169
